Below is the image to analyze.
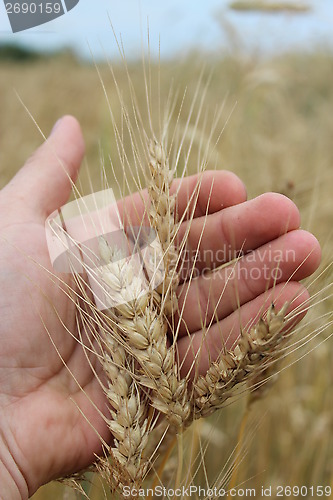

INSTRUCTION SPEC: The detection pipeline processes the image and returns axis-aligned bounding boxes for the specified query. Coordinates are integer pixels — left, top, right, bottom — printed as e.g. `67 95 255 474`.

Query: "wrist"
0 427 28 500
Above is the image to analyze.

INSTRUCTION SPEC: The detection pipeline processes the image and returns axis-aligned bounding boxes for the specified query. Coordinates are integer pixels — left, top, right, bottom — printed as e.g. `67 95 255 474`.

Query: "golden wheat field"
1 45 333 499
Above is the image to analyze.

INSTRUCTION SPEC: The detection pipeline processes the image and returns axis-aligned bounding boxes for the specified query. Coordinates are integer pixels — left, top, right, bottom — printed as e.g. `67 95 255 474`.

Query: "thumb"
2 115 85 220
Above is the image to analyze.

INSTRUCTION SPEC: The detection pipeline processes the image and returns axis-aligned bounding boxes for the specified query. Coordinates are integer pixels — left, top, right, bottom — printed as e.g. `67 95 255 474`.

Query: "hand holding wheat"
0 116 321 499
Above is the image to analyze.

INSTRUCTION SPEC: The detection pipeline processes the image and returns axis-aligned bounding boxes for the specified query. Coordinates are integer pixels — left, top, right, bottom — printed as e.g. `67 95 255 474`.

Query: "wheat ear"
127 138 191 429
193 302 289 418
147 138 179 316
96 240 151 488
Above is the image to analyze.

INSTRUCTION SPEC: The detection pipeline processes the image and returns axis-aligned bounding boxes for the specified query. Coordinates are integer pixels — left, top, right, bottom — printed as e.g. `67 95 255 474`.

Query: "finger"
116 170 247 227
176 230 321 336
172 170 247 218
177 281 309 377
2 116 85 220
177 193 301 278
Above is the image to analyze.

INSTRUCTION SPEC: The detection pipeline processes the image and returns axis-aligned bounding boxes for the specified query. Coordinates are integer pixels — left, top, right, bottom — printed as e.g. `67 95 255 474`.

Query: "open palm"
0 116 320 498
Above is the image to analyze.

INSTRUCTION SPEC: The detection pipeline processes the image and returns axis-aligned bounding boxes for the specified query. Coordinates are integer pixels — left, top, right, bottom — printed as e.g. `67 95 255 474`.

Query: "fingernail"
51 117 64 135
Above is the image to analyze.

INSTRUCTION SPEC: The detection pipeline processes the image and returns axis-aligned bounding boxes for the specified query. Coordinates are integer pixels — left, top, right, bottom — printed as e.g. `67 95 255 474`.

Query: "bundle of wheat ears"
46 120 300 498
37 40 321 498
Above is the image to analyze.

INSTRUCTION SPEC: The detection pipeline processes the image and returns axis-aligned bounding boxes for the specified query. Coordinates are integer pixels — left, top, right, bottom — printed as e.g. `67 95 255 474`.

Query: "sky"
0 0 333 61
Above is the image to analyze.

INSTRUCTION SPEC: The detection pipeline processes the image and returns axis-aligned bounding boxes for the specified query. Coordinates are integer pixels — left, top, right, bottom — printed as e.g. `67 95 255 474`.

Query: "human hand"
0 116 320 498
0 116 107 498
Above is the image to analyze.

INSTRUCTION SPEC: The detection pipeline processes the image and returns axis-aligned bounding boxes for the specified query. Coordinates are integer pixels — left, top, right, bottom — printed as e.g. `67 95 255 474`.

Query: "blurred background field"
1 41 333 498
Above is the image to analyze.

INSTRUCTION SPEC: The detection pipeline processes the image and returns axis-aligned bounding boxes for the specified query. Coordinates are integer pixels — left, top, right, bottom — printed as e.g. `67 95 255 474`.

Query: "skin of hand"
0 116 321 498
